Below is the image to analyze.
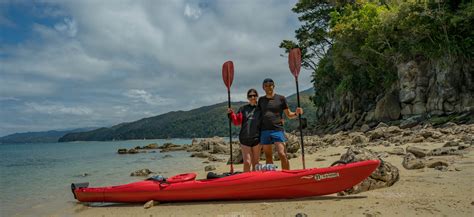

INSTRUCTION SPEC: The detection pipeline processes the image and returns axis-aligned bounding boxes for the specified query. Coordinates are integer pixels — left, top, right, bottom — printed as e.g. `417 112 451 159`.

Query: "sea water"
0 139 204 216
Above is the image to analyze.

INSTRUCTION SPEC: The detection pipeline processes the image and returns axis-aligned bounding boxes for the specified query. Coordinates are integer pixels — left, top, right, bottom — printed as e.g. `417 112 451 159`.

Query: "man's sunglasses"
247 94 258 98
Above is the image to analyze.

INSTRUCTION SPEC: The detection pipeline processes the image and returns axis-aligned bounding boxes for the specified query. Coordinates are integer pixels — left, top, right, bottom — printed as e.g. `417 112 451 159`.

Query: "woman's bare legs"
240 144 252 172
250 144 261 171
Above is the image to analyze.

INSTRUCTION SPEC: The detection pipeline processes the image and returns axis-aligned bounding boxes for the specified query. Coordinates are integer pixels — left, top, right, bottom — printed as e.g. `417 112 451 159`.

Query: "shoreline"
57 123 473 217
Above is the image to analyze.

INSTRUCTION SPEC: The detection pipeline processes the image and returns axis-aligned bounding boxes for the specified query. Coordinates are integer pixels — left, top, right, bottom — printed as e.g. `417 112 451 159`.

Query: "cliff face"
313 57 474 133
397 58 473 116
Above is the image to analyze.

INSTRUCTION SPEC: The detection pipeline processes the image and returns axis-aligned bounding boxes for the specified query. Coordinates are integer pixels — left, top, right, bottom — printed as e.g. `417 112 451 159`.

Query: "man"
258 78 303 170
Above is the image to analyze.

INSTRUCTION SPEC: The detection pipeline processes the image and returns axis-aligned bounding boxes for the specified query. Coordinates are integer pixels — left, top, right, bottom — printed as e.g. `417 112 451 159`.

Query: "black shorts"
240 138 260 147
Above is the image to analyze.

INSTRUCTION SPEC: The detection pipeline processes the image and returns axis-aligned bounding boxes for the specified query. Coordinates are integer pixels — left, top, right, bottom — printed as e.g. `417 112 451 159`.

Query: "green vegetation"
59 89 315 141
281 0 473 110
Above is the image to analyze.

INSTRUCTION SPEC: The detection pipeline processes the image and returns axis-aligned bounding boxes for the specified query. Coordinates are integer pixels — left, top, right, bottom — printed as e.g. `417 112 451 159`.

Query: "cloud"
124 89 174 105
184 3 202 20
0 0 314 136
25 102 93 116
54 17 77 37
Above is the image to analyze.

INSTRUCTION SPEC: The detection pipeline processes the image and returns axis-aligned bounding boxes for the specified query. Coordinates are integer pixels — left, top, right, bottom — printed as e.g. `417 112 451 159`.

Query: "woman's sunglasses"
247 94 258 98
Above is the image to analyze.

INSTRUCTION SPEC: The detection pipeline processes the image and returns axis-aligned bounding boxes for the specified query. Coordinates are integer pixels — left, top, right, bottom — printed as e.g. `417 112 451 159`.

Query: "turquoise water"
0 139 205 217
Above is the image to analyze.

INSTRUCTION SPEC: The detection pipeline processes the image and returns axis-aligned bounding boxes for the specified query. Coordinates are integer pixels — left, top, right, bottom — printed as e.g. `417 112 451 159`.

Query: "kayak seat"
167 173 197 183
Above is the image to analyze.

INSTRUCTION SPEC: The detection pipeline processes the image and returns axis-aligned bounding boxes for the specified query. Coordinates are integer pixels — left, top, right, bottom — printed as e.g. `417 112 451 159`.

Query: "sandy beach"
56 130 473 217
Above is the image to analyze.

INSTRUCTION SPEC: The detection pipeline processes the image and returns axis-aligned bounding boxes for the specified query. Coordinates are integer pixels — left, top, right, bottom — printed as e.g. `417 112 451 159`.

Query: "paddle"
288 48 306 169
222 60 234 173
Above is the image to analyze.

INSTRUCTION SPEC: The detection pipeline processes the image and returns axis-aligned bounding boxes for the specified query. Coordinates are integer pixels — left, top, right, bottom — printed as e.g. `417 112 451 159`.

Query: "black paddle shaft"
227 89 233 173
295 78 306 169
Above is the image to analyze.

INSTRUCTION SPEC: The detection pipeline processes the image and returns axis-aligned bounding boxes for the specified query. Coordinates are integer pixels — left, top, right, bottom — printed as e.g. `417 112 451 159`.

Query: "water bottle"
256 164 277 171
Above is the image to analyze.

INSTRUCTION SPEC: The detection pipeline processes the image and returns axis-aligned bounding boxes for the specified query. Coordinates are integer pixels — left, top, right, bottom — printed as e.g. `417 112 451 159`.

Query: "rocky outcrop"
159 143 185 152
337 147 400 195
311 57 473 133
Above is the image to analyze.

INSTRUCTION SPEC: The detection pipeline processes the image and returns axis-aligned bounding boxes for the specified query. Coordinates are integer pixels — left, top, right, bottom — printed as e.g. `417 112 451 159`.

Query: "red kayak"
72 160 379 203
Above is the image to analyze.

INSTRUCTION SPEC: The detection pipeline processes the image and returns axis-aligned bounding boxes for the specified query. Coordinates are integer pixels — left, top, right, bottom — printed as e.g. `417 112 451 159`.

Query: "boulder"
143 143 159 149
443 141 459 147
374 91 401 122
350 133 369 145
406 146 429 158
360 124 371 133
128 149 139 154
400 115 423 129
337 147 399 195
227 149 244 164
375 122 389 129
426 159 450 168
130 169 153 176
204 165 216 171
429 147 462 156
117 148 127 154
402 153 425 170
285 133 301 153
388 147 405 155
386 126 402 134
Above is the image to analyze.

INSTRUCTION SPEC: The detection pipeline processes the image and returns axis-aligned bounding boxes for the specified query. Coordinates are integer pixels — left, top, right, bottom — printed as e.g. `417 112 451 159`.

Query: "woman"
228 88 261 172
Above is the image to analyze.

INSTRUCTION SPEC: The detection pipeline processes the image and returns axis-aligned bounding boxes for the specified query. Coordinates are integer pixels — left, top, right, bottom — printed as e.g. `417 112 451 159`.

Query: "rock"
367 128 385 141
386 126 402 134
227 148 244 164
315 158 326 161
287 153 299 159
285 133 301 153
434 165 448 172
443 141 459 147
360 124 370 133
128 149 139 154
295 213 308 217
205 165 216 171
388 147 405 155
337 147 399 195
402 153 425 170
351 134 369 145
459 143 470 150
400 115 422 129
410 137 424 143
143 143 159 149
376 122 389 129
159 143 186 152
429 147 462 156
191 137 230 154
419 130 433 138
130 169 153 176
406 146 429 158
190 152 211 158
162 154 173 158
144 200 160 209
374 91 401 121
426 159 449 168
117 148 127 154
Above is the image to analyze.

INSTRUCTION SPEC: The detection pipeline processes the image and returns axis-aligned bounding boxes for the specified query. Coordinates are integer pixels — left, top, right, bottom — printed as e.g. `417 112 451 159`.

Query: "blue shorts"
260 130 286 145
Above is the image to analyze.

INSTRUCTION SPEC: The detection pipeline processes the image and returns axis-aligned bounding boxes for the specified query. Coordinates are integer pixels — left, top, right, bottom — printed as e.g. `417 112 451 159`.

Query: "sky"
0 0 313 137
